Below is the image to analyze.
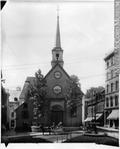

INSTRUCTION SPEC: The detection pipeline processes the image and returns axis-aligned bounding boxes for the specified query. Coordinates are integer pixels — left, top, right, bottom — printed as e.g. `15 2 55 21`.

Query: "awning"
84 113 103 122
107 109 119 120
96 113 103 120
84 117 94 122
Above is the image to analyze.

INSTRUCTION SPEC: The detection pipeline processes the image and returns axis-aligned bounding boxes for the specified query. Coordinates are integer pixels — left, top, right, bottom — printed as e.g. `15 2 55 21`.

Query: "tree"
64 77 83 127
70 75 81 88
27 69 47 126
85 86 104 98
65 76 83 109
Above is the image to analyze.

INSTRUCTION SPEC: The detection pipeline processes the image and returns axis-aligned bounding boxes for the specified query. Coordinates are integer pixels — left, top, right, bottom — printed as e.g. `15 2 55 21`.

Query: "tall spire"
51 7 64 68
56 7 61 48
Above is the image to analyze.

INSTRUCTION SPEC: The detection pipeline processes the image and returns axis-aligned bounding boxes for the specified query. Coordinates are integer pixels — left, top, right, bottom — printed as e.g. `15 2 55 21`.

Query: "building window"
71 106 77 117
14 97 18 101
111 83 114 92
11 120 15 128
107 84 109 93
106 98 109 107
110 96 113 107
111 70 113 78
106 72 109 80
115 81 119 91
107 61 109 68
23 103 28 109
21 110 29 119
11 112 14 118
111 56 114 65
115 95 118 106
56 53 59 60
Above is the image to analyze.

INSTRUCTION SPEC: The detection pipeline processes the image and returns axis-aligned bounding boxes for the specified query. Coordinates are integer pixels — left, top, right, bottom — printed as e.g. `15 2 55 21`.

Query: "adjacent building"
104 51 119 129
103 0 119 130
83 89 105 127
6 87 21 130
8 100 20 130
1 85 10 132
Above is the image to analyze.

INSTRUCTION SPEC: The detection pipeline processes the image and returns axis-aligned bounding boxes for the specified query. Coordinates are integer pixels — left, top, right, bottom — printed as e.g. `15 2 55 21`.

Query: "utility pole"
94 91 97 134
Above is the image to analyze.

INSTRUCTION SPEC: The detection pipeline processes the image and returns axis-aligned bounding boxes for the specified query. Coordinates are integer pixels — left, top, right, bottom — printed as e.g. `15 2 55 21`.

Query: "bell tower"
51 9 64 68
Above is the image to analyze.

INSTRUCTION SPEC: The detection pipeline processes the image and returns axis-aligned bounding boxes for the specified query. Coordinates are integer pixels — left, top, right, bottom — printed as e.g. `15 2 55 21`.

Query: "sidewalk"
97 126 119 139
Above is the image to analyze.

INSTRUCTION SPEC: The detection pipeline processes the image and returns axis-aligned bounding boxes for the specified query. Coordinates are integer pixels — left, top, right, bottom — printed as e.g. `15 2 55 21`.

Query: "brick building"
83 89 105 126
15 14 83 131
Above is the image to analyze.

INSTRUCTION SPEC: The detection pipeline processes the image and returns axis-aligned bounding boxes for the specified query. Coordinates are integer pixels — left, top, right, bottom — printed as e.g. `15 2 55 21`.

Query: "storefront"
107 109 119 129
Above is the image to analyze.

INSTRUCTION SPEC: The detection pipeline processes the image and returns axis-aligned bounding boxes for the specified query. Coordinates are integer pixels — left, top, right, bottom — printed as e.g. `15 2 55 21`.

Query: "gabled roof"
15 102 23 112
15 98 33 112
44 63 71 80
104 50 114 61
19 77 35 99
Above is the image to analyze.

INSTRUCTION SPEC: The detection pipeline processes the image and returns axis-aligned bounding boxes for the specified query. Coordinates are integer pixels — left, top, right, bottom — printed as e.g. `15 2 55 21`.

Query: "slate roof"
19 64 84 101
104 50 114 61
19 77 35 100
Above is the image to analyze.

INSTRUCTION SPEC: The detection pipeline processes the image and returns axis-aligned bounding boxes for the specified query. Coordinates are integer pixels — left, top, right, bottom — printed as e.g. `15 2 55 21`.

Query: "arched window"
56 53 59 60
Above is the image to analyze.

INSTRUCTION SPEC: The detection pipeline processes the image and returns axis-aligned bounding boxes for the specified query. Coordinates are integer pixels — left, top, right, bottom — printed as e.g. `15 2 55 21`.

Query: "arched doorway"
51 105 64 125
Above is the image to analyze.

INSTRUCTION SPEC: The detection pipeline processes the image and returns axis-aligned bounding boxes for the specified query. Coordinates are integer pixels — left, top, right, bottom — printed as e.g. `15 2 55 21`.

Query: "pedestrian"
58 121 62 128
40 124 45 135
51 122 55 129
48 125 51 135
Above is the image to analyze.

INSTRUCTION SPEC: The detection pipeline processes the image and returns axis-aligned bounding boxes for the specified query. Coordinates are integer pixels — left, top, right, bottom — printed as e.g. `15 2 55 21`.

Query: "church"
15 13 84 131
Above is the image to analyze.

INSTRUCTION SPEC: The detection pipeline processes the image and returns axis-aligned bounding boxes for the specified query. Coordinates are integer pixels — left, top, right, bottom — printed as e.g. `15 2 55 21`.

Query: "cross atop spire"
56 6 61 48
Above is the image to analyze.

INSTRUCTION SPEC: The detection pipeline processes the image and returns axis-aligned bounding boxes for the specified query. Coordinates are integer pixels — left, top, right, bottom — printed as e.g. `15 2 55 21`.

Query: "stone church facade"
15 14 83 130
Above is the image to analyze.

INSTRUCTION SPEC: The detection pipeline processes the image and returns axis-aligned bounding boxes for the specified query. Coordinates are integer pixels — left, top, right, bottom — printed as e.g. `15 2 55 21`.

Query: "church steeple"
51 8 64 68
56 14 61 48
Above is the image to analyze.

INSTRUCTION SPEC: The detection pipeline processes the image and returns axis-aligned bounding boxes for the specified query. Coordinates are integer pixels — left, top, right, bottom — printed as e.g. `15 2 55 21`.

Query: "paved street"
1 129 119 147
32 131 84 142
1 130 84 143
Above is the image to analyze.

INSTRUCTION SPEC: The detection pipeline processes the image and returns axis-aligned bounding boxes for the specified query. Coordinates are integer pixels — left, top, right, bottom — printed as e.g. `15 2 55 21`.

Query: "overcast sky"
1 1 114 93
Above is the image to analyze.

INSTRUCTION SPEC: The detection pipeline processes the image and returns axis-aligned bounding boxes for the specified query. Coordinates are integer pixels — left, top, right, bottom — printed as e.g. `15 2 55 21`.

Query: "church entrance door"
51 105 64 125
